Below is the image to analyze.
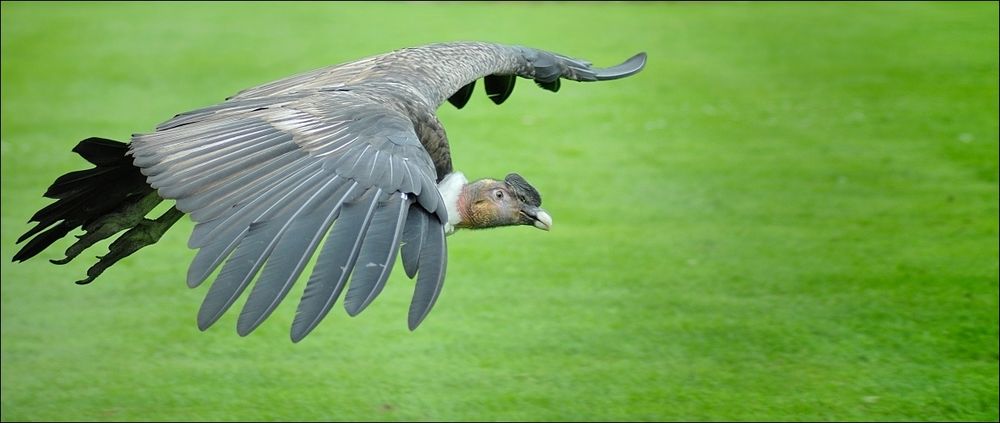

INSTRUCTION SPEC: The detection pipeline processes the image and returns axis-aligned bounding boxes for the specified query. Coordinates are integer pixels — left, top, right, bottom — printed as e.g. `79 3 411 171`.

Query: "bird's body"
14 41 645 342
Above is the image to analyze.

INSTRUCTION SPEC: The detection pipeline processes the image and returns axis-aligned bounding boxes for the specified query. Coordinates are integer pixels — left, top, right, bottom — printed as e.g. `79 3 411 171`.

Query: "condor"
14 42 646 342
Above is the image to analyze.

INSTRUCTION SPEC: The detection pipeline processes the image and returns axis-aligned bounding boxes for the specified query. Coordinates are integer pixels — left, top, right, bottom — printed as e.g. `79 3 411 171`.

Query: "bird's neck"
437 172 468 235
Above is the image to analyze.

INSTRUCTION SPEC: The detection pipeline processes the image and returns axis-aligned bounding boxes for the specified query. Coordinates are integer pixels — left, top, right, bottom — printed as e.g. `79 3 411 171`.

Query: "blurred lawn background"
1 1 997 421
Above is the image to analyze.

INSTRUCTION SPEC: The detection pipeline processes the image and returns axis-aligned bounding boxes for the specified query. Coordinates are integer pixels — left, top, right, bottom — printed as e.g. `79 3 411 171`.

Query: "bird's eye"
494 190 504 200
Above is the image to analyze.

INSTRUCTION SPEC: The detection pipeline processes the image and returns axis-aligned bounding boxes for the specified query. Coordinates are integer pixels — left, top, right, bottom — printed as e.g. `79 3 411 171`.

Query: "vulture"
13 41 646 342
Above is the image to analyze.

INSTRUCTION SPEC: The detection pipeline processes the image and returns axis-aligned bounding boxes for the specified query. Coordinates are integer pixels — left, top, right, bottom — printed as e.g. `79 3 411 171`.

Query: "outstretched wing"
131 91 448 341
216 41 646 179
226 41 648 111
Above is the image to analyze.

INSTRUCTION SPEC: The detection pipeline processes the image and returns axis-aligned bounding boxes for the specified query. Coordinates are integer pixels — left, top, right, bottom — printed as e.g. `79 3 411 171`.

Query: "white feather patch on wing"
437 171 467 235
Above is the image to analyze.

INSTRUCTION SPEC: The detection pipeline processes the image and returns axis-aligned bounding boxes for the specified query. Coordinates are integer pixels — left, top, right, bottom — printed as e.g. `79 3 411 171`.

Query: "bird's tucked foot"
74 206 184 285
51 191 164 265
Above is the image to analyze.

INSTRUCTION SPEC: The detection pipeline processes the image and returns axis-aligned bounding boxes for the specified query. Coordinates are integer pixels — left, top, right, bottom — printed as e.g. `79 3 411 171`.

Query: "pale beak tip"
533 210 553 231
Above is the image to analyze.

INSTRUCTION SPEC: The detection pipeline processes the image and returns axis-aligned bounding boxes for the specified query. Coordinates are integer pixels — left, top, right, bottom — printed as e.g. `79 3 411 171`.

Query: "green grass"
2 1 997 421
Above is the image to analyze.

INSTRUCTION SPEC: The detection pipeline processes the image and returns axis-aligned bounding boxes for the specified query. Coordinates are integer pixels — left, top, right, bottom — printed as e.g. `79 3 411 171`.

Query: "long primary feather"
343 192 409 316
236 181 360 335
400 204 428 279
290 188 382 342
196 172 332 329
408 214 447 330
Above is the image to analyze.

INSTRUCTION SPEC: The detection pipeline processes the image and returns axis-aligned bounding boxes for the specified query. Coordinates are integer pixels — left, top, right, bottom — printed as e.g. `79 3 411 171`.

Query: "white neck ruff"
437 172 467 235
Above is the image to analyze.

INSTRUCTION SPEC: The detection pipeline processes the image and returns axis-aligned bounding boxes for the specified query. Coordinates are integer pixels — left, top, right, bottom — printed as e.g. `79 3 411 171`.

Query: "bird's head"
456 173 552 231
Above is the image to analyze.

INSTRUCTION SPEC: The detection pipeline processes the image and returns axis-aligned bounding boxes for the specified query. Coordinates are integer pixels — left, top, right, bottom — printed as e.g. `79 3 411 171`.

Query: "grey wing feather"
156 96 305 131
516 47 647 84
186 226 244 289
400 204 428 279
592 52 648 81
184 161 324 287
343 192 409 316
196 219 279 330
236 181 360 336
186 159 323 248
184 154 315 226
290 188 382 342
408 211 447 331
174 150 304 221
195 172 338 330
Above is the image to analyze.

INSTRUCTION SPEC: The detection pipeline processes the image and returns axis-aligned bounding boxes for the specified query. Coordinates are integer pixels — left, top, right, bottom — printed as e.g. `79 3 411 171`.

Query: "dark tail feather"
13 137 183 284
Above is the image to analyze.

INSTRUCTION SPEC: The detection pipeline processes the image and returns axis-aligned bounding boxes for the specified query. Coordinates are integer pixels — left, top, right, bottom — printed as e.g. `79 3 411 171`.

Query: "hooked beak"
523 206 553 231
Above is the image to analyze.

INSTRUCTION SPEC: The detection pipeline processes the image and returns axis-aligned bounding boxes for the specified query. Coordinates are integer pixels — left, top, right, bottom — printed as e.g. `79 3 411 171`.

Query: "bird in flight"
13 41 646 342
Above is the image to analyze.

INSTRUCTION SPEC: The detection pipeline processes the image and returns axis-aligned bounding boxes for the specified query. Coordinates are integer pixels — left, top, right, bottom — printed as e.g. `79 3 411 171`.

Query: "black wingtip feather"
447 80 476 109
484 74 516 105
535 78 560 93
